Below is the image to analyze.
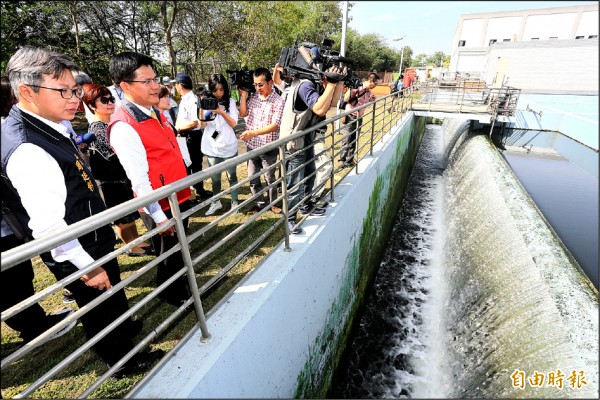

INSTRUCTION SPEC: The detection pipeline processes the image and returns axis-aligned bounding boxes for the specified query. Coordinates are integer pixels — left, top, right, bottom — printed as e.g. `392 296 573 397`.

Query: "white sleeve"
109 121 168 223
6 144 95 269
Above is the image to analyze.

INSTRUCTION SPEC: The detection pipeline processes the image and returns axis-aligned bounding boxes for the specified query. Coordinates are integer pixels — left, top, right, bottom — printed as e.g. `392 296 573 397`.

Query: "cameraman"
339 72 377 167
278 62 344 234
238 68 285 215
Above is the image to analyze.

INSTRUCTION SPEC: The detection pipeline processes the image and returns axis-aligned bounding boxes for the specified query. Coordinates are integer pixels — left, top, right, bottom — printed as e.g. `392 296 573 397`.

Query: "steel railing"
1 88 413 398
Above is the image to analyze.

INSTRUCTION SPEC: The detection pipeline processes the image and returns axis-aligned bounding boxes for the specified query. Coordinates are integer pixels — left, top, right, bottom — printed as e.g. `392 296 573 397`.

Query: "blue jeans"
207 154 238 203
285 148 306 222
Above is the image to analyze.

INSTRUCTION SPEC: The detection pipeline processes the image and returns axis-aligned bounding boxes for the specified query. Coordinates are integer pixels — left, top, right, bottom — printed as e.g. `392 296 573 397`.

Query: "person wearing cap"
338 72 377 168
107 52 192 307
277 44 345 234
174 72 210 199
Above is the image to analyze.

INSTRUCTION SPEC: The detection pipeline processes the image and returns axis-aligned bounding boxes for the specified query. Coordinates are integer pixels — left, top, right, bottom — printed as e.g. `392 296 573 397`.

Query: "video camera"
226 66 255 93
197 86 227 121
278 38 353 82
344 69 362 90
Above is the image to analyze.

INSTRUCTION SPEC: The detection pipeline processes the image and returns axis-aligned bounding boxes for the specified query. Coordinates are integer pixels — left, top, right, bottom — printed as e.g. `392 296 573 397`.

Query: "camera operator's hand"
323 66 346 84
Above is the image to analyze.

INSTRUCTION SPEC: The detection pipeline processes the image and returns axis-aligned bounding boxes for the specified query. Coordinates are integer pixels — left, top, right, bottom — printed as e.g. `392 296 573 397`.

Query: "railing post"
278 145 291 251
329 122 336 203
459 83 465 113
369 102 376 157
168 193 211 341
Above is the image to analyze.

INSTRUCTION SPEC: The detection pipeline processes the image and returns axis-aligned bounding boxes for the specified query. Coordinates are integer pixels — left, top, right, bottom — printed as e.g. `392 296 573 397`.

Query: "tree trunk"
160 0 178 78
69 3 81 57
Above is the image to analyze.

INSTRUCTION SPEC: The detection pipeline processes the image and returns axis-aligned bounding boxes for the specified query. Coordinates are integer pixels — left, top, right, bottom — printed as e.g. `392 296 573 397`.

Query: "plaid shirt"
244 91 285 150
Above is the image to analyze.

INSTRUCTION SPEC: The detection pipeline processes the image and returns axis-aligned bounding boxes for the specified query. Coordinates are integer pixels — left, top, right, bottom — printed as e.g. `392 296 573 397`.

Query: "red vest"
108 102 191 211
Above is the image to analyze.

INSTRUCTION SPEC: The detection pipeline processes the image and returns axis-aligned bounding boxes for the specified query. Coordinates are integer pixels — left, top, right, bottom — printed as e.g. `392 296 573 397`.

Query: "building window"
489 39 497 46
576 36 584 39
589 35 598 39
458 40 466 47
503 38 510 42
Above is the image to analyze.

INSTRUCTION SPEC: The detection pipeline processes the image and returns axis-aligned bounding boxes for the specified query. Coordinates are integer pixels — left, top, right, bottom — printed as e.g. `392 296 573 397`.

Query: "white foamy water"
332 124 449 398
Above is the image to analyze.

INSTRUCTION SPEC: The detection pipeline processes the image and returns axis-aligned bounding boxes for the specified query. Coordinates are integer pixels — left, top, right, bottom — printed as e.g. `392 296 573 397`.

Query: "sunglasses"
99 96 116 104
253 83 267 88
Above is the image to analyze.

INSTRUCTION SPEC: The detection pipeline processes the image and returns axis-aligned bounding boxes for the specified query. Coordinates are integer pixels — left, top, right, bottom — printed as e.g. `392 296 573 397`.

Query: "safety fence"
410 81 521 116
1 88 414 398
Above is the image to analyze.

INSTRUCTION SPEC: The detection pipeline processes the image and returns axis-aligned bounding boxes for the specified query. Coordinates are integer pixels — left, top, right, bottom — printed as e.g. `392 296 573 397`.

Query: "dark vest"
1 106 114 251
107 100 191 211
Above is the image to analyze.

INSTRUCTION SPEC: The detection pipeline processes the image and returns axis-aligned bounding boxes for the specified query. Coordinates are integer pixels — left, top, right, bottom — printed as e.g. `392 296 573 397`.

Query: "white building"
449 4 598 94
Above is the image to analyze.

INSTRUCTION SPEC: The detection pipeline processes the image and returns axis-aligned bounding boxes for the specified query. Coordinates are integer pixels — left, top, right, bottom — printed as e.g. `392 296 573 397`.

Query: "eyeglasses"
99 95 116 104
27 85 84 99
123 77 161 86
253 83 267 88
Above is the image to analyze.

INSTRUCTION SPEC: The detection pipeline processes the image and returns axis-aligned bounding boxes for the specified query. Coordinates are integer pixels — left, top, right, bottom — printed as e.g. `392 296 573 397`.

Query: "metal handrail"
0 88 409 397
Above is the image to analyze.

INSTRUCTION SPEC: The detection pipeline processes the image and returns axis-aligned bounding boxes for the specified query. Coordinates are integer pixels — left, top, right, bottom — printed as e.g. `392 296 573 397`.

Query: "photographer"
199 73 240 216
278 57 344 234
339 72 377 167
238 68 285 215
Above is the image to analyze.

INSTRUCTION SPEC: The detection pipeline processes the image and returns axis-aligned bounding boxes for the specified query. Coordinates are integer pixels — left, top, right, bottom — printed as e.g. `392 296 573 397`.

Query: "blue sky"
347 1 597 55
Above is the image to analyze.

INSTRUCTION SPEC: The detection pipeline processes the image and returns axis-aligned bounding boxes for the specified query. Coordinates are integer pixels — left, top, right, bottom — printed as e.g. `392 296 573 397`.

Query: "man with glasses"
1 47 163 377
107 52 192 307
174 72 209 200
238 68 285 215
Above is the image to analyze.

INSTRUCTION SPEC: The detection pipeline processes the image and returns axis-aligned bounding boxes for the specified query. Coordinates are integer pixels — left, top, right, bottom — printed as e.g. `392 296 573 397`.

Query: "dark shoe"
287 221 302 235
63 288 75 304
246 204 262 215
342 160 356 168
270 205 282 214
126 250 151 257
196 189 213 200
158 292 190 307
113 349 165 378
300 202 327 216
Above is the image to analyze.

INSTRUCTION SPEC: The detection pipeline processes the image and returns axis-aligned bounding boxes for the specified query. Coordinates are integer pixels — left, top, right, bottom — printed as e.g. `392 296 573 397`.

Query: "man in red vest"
107 52 192 306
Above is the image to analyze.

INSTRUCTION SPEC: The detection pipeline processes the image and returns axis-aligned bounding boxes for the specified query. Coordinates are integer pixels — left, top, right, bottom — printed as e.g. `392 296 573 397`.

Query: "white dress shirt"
176 91 200 131
109 101 168 224
5 106 95 268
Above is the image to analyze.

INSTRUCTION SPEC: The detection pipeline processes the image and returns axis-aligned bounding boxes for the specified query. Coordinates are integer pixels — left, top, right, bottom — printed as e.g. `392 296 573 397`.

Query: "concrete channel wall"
133 115 427 398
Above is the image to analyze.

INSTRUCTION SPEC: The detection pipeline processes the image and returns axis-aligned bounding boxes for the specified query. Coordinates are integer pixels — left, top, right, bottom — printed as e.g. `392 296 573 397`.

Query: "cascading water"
331 123 448 398
331 120 598 399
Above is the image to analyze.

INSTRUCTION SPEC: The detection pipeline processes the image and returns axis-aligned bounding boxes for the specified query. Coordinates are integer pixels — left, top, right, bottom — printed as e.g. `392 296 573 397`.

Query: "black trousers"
40 235 136 366
139 201 191 301
186 130 207 193
1 234 51 342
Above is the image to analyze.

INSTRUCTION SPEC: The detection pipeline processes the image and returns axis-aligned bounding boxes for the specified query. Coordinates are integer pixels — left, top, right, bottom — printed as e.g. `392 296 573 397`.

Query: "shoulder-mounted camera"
226 66 255 93
278 38 353 83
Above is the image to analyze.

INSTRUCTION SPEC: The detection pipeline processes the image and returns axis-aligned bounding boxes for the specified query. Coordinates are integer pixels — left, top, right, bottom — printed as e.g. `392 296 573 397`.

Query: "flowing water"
331 124 447 398
331 121 598 399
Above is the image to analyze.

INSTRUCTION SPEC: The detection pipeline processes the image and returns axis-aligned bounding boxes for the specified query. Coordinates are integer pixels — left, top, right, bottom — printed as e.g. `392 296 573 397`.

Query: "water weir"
441 124 598 398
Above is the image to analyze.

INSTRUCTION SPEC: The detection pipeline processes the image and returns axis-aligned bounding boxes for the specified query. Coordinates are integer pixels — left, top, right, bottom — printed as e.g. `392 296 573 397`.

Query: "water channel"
330 123 598 398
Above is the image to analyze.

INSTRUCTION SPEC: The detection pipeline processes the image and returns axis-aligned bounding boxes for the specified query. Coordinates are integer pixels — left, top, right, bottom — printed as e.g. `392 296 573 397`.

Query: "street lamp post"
393 36 405 77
